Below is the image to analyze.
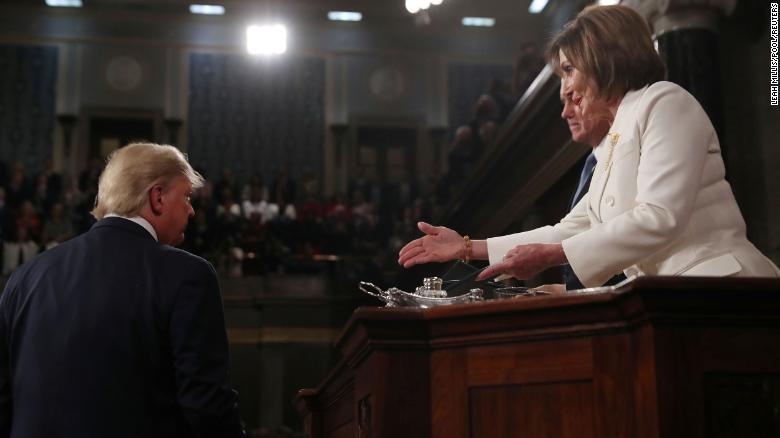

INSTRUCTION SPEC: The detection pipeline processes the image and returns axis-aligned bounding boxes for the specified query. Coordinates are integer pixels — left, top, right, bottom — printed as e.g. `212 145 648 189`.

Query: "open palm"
398 222 463 268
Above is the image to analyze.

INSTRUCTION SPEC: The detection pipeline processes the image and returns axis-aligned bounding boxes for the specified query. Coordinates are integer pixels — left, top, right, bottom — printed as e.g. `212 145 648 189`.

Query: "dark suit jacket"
0 217 244 438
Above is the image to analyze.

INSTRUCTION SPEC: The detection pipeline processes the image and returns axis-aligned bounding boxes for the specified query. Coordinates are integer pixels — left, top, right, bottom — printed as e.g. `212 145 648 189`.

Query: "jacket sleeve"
487 192 592 265
562 84 712 287
169 259 245 438
0 270 23 438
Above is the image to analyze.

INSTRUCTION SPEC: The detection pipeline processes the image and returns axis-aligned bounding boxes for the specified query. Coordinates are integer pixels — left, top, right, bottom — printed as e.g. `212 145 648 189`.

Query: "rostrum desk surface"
295 277 780 438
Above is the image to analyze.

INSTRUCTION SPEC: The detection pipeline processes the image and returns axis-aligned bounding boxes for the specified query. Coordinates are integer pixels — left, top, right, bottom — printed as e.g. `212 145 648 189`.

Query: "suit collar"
91 216 158 242
103 214 158 241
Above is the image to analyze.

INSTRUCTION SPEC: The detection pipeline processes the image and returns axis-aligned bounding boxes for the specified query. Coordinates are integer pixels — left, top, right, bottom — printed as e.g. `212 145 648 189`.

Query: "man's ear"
149 185 164 216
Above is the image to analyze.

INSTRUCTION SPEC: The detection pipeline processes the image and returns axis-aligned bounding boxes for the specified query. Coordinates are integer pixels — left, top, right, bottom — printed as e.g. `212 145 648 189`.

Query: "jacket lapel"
588 137 610 221
586 85 648 222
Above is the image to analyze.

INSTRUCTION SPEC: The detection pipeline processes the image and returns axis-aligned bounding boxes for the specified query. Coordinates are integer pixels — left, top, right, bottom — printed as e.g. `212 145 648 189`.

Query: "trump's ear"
149 184 165 216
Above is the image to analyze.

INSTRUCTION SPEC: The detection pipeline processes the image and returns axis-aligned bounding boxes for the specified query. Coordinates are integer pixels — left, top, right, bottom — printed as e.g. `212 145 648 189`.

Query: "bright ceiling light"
45 0 82 7
598 0 620 4
462 17 495 27
327 11 362 22
528 0 549 14
190 4 225 15
247 24 287 55
405 0 443 15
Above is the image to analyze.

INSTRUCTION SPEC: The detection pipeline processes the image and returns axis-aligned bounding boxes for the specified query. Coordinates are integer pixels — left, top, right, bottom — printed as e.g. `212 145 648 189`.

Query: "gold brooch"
603 132 620 172
610 132 620 146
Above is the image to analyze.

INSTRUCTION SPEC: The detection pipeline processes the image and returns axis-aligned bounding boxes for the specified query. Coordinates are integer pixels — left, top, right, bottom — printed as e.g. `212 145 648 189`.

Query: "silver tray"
359 281 484 308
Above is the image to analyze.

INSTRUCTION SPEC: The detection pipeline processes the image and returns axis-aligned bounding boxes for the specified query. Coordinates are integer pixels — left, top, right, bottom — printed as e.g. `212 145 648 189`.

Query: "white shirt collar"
104 213 158 241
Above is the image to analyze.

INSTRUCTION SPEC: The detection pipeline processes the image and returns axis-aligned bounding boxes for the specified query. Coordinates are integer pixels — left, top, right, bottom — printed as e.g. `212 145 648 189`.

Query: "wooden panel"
467 337 593 386
431 349 469 438
629 325 660 438
322 390 354 435
653 325 780 438
326 421 355 438
469 381 596 437
592 332 638 437
298 278 780 438
703 373 780 438
692 327 780 372
354 350 432 438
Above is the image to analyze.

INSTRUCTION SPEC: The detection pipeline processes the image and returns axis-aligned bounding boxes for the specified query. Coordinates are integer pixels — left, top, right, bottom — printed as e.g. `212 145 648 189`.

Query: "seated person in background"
242 183 267 221
275 194 297 223
2 225 38 275
399 5 780 286
41 202 75 249
15 201 42 243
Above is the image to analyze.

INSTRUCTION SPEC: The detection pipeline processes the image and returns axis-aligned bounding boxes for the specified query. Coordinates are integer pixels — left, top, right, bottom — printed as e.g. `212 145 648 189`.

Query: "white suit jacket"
488 81 780 287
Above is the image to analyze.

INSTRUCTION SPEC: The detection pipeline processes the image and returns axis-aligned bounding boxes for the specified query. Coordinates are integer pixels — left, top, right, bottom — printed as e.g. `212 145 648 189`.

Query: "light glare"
528 0 549 14
462 17 495 27
246 24 287 55
189 4 226 15
45 0 82 7
597 0 620 4
405 0 420 14
327 11 362 22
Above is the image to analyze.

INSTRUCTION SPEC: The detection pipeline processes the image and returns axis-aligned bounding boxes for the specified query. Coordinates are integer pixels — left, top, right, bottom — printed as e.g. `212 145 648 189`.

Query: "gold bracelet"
462 235 472 263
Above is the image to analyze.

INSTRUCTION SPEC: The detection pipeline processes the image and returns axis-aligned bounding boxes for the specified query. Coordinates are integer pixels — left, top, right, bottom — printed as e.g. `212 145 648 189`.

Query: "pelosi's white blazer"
488 81 780 287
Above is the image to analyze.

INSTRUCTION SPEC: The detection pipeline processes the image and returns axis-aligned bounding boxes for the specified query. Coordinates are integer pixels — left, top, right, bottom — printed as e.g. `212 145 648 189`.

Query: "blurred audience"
0 43 543 279
3 224 39 275
0 157 442 279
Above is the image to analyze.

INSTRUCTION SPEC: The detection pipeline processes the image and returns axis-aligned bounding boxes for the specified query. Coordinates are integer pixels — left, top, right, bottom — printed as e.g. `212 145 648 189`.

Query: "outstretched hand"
475 243 567 281
398 222 463 268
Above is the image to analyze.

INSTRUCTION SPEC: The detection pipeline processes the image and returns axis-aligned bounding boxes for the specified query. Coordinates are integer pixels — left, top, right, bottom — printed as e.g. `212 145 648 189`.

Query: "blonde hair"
92 143 204 219
547 5 666 101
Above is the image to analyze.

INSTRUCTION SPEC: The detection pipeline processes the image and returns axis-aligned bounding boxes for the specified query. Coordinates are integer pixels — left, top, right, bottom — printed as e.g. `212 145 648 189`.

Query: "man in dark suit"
0 143 245 437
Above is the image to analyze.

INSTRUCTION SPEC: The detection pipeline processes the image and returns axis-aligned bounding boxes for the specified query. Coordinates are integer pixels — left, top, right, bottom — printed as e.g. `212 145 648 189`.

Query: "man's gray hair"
92 142 204 219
